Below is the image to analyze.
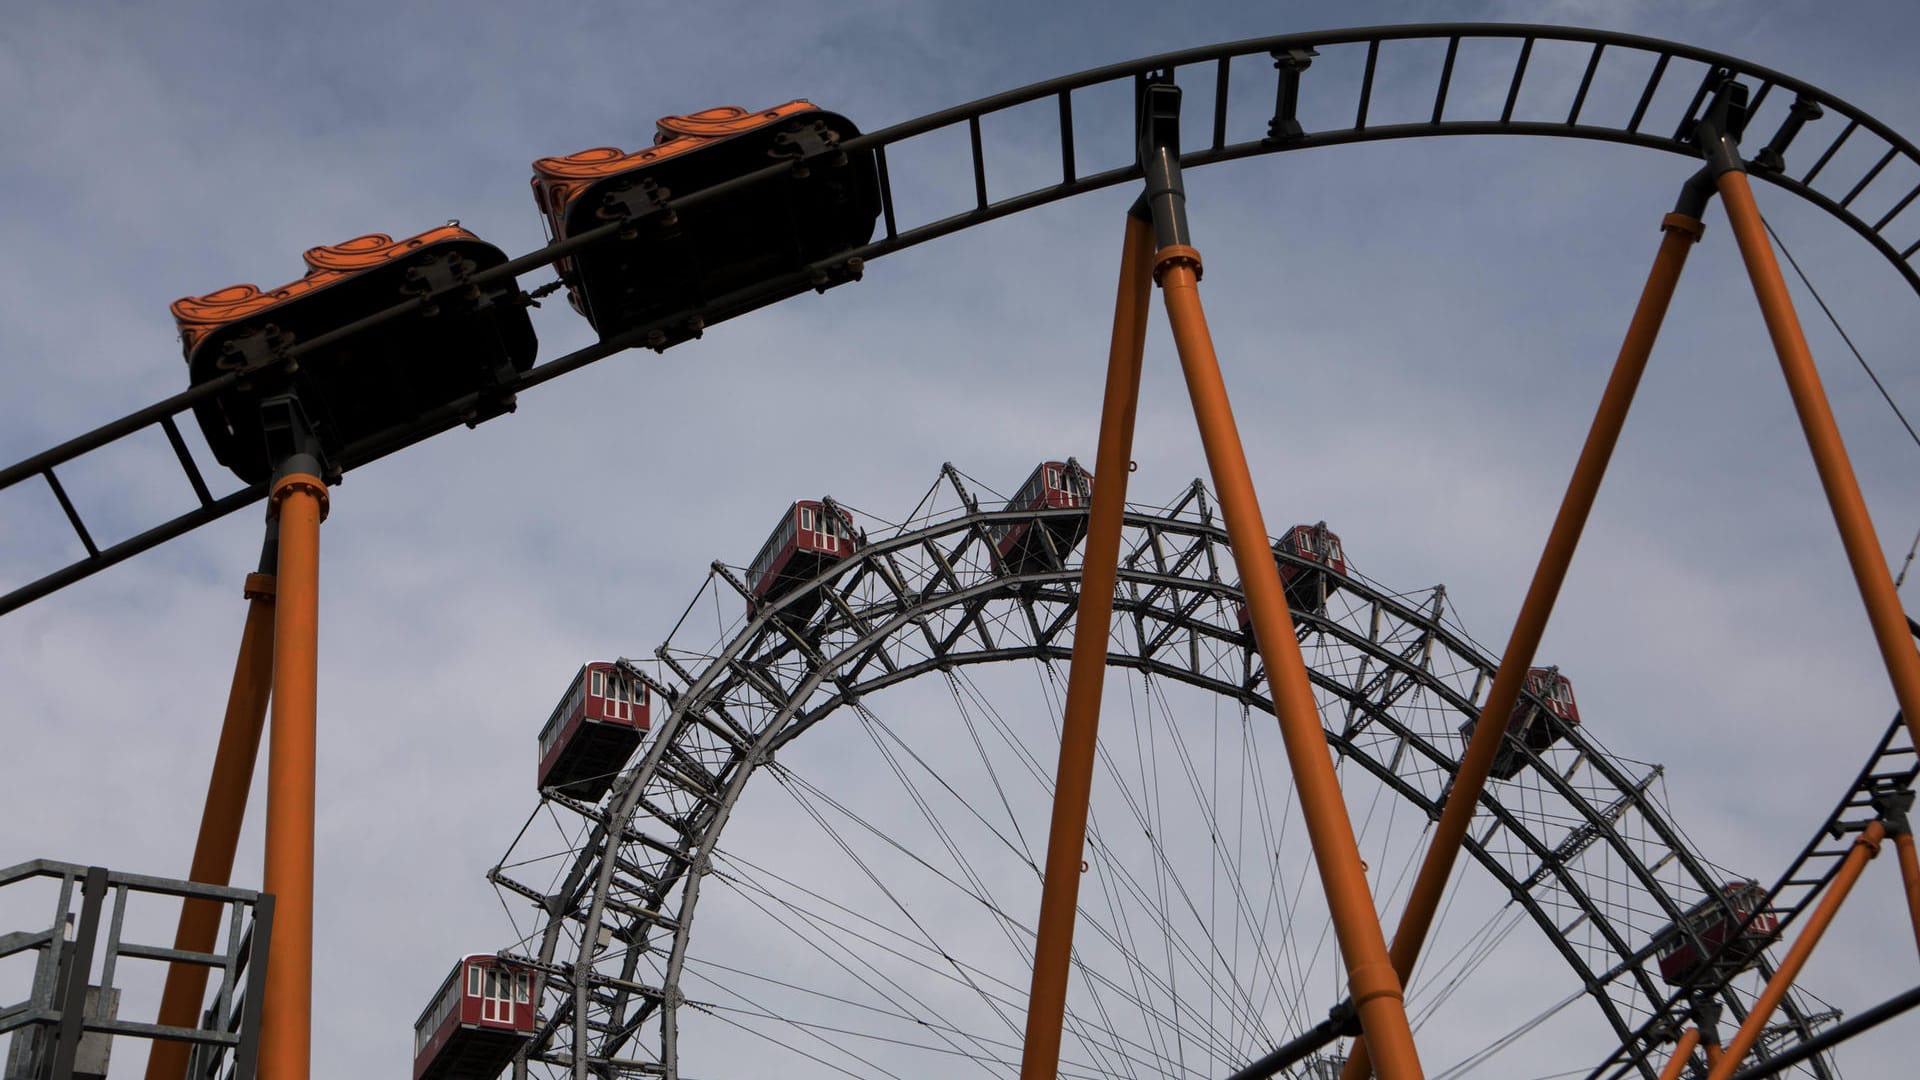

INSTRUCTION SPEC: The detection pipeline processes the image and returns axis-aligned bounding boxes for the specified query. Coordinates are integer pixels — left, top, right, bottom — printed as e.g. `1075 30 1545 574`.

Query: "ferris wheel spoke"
484 477 1839 1077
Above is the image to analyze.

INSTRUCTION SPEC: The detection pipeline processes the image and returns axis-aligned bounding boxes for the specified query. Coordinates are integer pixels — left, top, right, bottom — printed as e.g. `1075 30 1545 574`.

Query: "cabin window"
800 506 815 532
516 972 532 1004
1046 466 1061 491
592 670 605 698
468 964 483 997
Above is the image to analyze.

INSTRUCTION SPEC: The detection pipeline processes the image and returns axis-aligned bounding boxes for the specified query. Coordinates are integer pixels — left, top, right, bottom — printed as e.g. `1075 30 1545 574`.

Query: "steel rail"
10 24 1920 618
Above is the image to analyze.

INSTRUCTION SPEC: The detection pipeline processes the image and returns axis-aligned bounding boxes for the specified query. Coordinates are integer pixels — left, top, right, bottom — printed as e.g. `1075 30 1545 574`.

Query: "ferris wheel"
484 468 1859 1079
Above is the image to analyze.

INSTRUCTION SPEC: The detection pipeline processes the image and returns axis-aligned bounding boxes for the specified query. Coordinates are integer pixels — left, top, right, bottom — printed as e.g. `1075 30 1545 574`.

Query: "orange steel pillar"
1879 790 1920 959
1016 211 1156 1080
1896 830 1920 960
1704 821 1885 1080
257 469 328 1080
1655 1028 1702 1080
147 561 277 1079
1717 166 1920 755
1343 198 1708 1080
1157 246 1422 1079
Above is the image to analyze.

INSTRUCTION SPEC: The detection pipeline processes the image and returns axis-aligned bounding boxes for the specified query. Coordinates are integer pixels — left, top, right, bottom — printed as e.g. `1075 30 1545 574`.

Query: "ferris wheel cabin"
993 461 1093 572
747 501 858 618
530 101 881 347
1655 880 1780 985
1236 522 1349 629
170 224 537 485
1459 666 1583 780
412 955 535 1080
537 662 651 801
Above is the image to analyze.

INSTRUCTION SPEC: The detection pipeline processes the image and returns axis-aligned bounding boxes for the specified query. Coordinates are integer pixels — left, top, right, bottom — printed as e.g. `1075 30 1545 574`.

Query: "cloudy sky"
6 0 1920 1076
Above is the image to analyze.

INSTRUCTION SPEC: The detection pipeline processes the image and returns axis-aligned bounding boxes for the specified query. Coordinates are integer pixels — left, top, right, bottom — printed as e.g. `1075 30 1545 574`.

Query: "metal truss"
0 858 272 1080
10 24 1920 616
1587 714 1918 1080
489 472 1837 1079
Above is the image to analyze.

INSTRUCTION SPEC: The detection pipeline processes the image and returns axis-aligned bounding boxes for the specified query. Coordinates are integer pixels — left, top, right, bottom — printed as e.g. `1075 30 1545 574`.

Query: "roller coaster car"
1458 666 1582 780
747 500 857 620
538 662 650 801
1654 880 1779 985
171 226 537 485
412 954 535 1080
530 101 880 345
993 461 1093 573
1236 522 1348 629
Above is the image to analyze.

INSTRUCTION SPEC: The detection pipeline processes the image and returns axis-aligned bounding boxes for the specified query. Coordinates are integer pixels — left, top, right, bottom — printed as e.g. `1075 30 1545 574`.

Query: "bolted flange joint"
268 473 330 523
242 572 277 601
1153 244 1204 285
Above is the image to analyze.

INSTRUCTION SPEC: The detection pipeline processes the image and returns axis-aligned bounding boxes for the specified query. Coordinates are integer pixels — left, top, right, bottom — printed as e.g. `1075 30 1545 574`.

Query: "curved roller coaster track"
4 19 1920 1080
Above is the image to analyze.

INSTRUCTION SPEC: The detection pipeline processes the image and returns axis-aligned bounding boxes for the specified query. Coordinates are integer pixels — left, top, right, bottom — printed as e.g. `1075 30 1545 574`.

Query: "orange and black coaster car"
172 226 538 485
532 102 880 344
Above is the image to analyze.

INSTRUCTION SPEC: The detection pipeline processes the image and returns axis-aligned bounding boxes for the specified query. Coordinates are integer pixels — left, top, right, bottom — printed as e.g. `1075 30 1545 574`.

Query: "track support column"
1343 177 1711 1080
257 397 329 1080
1703 90 1920 758
1016 211 1155 1080
147 538 278 1080
1874 789 1920 959
1656 1028 1702 1080
1138 76 1424 1079
1704 821 1885 1080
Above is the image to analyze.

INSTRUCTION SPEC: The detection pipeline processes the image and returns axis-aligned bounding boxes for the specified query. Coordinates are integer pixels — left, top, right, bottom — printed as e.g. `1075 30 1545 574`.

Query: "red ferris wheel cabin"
537 662 650 801
412 954 535 1080
746 501 857 618
1237 522 1349 629
1459 666 1583 780
1655 880 1779 985
993 461 1093 573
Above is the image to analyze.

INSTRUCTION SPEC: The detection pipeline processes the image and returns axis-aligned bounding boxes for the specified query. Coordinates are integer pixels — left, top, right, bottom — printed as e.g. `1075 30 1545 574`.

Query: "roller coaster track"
1588 712 1919 1079
7 23 1920 616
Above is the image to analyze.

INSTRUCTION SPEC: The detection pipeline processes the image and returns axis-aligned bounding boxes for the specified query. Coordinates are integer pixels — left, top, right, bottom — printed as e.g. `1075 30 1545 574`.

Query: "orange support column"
147 565 277 1079
258 471 328 1080
1880 791 1920 959
1655 1028 1702 1080
1716 168 1920 756
1156 243 1423 1080
1704 821 1885 1079
1897 830 1920 959
1344 203 1707 1080
1017 212 1155 1080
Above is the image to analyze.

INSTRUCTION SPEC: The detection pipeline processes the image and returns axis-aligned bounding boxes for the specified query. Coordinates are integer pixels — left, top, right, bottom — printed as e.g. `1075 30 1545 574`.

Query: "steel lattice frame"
489 476 1836 1079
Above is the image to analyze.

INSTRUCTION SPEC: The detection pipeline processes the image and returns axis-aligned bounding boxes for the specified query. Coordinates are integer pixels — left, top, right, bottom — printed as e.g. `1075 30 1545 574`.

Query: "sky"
6 0 1920 1076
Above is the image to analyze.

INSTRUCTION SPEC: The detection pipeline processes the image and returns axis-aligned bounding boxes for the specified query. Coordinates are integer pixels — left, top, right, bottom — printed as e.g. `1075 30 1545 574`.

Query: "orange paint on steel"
146 572 277 1080
1718 169 1920 755
1017 212 1156 1080
1156 243 1424 1080
1656 1028 1702 1080
1702 1041 1725 1069
1895 830 1920 959
1703 820 1885 1080
258 474 328 1080
1342 213 1703 1080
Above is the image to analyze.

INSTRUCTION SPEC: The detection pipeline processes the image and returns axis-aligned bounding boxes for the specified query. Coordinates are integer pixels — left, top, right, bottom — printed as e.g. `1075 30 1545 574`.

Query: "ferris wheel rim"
492 484 1838 1079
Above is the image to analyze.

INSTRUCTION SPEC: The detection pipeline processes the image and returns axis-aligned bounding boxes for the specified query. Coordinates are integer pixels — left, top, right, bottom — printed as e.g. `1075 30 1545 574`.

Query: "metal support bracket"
1691 74 1754 177
1136 73 1191 248
1873 786 1915 837
258 394 334 487
1753 95 1826 175
1267 47 1318 144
